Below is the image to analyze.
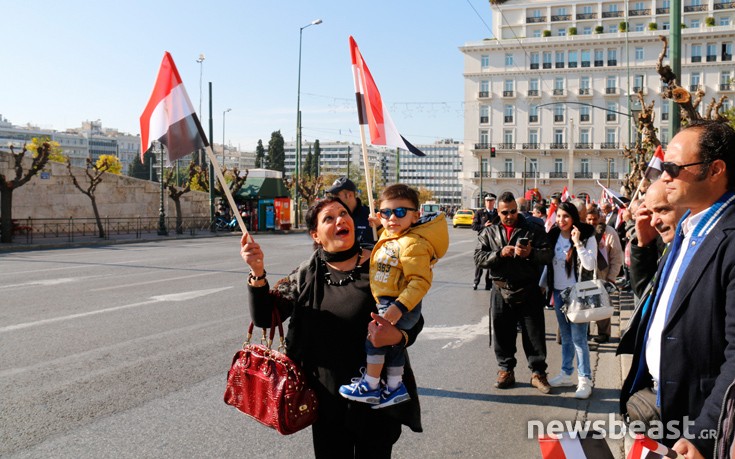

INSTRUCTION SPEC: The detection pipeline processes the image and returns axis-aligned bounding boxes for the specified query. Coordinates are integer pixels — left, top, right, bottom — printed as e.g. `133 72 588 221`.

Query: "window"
634 1 645 10
582 6 592 14
581 50 591 67
554 105 565 122
543 52 552 69
504 158 514 173
607 102 618 121
580 129 590 144
608 49 618 66
580 105 591 122
635 23 645 32
583 27 592 35
480 105 489 124
530 78 539 91
722 71 733 90
692 44 702 62
530 159 538 175
481 54 490 69
554 129 564 144
557 7 567 15
581 158 590 174
556 51 565 68
529 129 539 145
721 17 731 26
530 52 540 69
480 80 489 95
635 47 644 61
504 105 514 123
504 79 514 96
480 130 488 145
633 74 644 92
606 76 617 93
533 30 542 38
558 29 566 36
533 9 542 18
594 49 604 66
707 43 717 62
580 76 591 94
505 53 514 66
609 4 618 12
568 50 578 67
609 159 617 173
503 130 514 145
663 21 670 30
554 77 564 92
529 104 539 123
691 19 700 28
554 158 563 173
606 129 617 144
661 103 669 121
691 72 701 91
608 25 617 33
723 43 733 61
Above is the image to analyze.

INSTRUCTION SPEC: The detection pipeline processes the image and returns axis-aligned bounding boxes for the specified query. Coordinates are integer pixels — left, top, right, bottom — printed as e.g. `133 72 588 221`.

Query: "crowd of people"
474 119 735 458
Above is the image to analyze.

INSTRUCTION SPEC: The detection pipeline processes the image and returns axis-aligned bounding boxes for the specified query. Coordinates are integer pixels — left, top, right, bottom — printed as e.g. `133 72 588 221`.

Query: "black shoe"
593 335 610 343
485 283 491 290
473 283 478 290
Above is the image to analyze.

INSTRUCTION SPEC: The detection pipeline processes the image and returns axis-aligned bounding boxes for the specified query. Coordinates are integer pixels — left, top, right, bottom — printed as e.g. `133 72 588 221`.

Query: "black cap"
326 176 357 194
485 193 496 201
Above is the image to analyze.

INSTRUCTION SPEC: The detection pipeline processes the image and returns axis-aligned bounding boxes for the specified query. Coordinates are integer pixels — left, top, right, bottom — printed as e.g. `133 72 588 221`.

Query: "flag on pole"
349 36 425 156
545 202 557 232
538 433 614 459
140 51 209 163
561 186 570 202
627 434 683 459
644 145 666 181
596 180 627 208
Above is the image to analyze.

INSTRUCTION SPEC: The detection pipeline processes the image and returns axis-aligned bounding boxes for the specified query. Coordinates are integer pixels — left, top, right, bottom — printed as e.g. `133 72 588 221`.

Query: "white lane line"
89 271 220 292
0 277 86 290
0 287 232 333
0 259 148 276
420 315 489 349
440 249 476 263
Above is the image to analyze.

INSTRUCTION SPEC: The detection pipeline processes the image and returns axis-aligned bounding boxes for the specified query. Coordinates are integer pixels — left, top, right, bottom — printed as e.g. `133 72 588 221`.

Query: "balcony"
707 55 717 62
600 172 619 179
684 4 708 12
569 61 578 68
721 83 733 91
504 116 514 123
723 53 733 61
498 171 515 178
575 143 594 149
690 84 700 91
480 116 489 124
580 114 591 122
551 14 571 21
543 63 552 69
523 143 540 149
601 143 619 149
529 115 539 123
474 143 490 150
577 12 596 19
550 143 568 149
553 89 565 96
526 16 547 23
527 89 540 97
692 56 702 62
479 91 490 98
629 8 651 16
715 2 735 9
549 172 568 178
608 59 617 66
607 114 617 121
575 172 593 179
554 115 565 122
503 90 515 97
595 60 604 67
556 62 565 68
606 87 618 94
633 86 644 93
657 7 670 13
530 63 540 69
523 171 540 178
602 11 624 17
473 170 491 178
581 61 591 67
498 143 515 149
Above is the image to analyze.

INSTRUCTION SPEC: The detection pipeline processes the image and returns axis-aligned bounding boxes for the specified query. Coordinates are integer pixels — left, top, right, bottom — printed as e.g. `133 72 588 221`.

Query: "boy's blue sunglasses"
378 207 417 219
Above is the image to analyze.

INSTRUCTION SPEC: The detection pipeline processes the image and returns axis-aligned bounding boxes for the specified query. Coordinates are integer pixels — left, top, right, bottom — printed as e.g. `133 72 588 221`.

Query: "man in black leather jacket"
474 192 553 393
472 194 497 289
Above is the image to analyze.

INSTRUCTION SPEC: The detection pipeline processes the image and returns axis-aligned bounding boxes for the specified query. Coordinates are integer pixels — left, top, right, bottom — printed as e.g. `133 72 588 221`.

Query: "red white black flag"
349 36 425 156
140 52 209 163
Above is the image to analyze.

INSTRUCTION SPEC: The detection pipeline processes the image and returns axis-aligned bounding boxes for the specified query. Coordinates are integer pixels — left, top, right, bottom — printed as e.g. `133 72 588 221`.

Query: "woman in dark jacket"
240 197 422 458
545 202 598 399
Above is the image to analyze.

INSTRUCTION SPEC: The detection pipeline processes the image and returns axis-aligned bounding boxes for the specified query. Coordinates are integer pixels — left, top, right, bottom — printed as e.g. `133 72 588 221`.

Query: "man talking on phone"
475 192 553 393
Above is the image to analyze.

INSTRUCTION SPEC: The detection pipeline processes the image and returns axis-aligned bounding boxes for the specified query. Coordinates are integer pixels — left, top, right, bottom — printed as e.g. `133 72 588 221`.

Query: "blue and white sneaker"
372 382 411 409
339 376 381 404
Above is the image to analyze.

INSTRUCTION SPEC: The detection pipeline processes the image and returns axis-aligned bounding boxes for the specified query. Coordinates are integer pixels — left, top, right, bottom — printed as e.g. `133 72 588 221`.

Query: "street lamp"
196 53 205 165
295 18 323 228
222 108 231 166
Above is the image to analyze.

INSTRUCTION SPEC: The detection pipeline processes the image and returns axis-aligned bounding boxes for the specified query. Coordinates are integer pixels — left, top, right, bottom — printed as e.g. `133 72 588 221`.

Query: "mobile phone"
518 237 529 246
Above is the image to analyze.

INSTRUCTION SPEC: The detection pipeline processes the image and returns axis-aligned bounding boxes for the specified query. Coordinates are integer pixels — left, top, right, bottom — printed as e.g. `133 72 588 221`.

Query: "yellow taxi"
452 209 475 228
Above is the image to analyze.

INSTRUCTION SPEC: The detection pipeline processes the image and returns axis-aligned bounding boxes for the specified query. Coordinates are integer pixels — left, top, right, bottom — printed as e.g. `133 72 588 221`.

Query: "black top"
352 198 376 248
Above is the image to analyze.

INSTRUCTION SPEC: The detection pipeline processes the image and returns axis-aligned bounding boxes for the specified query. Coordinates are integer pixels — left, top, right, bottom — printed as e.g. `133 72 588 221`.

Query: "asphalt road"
1 225 624 458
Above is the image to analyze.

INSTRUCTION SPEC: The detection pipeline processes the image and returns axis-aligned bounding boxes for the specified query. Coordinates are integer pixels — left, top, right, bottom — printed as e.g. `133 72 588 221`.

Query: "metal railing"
575 172 593 179
602 11 624 17
577 12 596 19
629 8 650 15
551 14 571 21
715 2 735 9
498 143 515 149
601 143 619 149
528 89 539 96
549 172 568 178
550 143 568 149
526 16 547 23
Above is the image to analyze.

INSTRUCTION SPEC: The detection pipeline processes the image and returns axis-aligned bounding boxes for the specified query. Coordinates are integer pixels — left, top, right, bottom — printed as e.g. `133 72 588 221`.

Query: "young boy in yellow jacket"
340 184 449 408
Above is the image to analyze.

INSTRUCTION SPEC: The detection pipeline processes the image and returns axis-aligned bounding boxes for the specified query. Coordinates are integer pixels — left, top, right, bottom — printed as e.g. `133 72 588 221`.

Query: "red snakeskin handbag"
224 308 318 435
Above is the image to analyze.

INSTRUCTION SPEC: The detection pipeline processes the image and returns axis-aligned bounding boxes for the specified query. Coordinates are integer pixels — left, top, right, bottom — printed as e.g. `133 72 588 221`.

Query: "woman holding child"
240 195 423 458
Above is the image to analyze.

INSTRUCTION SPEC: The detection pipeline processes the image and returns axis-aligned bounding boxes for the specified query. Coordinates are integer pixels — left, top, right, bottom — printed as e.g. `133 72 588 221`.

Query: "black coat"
619 203 735 457
472 207 497 232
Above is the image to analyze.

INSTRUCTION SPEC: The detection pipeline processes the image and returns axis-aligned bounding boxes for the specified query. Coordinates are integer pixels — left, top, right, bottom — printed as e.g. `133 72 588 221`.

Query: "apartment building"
400 139 463 207
460 0 735 207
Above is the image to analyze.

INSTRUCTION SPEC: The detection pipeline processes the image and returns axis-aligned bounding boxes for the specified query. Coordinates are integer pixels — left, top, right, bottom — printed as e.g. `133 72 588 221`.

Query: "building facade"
460 0 735 207
401 139 463 207
284 140 397 182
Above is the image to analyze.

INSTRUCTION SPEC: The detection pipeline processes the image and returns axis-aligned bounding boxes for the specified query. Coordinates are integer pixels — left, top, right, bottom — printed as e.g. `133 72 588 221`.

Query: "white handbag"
561 257 614 324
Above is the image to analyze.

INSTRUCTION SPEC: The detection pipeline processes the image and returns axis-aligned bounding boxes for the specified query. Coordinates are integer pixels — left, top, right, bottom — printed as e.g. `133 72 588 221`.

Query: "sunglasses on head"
500 209 518 216
378 207 417 219
661 161 707 178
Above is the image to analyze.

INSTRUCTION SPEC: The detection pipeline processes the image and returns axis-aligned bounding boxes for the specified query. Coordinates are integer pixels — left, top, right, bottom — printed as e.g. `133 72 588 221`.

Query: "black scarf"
318 240 360 262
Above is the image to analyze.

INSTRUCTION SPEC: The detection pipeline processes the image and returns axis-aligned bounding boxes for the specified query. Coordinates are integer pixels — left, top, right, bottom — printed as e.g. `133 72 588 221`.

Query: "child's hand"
382 304 403 325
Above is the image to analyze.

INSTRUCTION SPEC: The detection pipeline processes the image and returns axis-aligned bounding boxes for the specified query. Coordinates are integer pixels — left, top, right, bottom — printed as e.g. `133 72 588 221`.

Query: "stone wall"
0 151 210 220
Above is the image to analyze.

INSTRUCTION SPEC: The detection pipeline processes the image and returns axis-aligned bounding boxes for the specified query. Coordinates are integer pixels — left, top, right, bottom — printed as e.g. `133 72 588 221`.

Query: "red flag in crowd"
561 186 570 202
545 202 557 232
644 145 666 181
349 36 425 156
627 434 683 459
139 52 209 163
538 433 614 458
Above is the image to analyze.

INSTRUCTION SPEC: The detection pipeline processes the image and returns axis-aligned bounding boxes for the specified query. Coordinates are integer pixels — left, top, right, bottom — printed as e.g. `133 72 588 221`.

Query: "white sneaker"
575 376 593 399
548 372 575 387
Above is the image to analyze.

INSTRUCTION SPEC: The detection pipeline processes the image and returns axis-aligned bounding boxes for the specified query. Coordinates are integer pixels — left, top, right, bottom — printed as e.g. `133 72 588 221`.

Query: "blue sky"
2 1 494 151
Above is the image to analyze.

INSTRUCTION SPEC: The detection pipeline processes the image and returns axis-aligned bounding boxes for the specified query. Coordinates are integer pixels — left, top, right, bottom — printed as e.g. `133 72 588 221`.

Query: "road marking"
0 277 80 289
89 271 220 291
0 287 232 333
439 249 475 263
421 315 489 349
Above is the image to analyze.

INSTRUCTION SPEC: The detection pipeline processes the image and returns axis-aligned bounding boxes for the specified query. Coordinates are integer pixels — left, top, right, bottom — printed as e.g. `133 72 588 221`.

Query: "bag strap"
576 238 598 281
244 307 286 351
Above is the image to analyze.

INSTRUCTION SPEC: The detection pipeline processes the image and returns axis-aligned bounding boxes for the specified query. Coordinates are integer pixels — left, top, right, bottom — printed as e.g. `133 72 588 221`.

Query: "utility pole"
671 0 682 135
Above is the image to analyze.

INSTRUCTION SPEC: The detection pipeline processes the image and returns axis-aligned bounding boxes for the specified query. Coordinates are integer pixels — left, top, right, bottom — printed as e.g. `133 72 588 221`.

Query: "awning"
235 177 290 200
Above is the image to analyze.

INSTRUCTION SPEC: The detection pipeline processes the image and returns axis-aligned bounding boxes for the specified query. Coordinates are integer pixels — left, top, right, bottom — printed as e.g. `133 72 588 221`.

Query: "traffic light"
490 146 496 158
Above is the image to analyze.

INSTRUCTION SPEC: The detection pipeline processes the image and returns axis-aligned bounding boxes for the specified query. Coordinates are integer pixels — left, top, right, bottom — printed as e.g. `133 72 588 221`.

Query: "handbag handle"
576 238 598 281
245 307 286 351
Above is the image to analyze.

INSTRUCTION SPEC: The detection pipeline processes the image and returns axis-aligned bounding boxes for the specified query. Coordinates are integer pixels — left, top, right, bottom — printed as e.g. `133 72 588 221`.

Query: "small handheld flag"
644 145 665 181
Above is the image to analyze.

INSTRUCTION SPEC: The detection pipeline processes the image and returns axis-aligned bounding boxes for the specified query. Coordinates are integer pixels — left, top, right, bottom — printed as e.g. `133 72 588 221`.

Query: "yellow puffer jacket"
369 212 449 312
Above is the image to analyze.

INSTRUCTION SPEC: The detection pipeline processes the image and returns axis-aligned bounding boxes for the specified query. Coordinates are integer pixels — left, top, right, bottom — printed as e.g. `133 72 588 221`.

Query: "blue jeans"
553 289 591 378
365 297 421 369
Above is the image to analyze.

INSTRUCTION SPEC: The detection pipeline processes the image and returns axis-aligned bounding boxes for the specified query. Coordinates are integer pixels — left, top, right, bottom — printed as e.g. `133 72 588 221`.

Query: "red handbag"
224 308 318 435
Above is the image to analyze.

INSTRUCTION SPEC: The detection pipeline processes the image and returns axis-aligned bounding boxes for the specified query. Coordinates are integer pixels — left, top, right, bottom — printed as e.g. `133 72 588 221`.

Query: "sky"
2 0 496 152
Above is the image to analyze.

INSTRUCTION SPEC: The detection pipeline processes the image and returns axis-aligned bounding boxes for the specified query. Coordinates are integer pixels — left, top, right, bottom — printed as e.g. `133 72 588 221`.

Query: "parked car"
452 209 475 228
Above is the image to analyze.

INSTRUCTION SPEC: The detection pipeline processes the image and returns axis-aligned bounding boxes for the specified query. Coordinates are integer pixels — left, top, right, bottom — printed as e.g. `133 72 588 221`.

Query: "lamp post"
295 18 323 229
222 108 231 166
196 53 205 166
156 141 168 236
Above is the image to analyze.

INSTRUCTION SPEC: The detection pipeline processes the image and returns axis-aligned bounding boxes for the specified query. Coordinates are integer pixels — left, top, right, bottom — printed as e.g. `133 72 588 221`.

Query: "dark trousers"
491 286 548 375
311 408 400 459
474 265 491 287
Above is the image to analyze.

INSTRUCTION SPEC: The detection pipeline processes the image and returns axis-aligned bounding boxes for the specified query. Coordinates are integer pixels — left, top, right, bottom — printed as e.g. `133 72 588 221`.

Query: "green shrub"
594 25 604 34
648 22 658 30
569 27 577 35
619 21 628 32
706 17 715 26
542 30 551 37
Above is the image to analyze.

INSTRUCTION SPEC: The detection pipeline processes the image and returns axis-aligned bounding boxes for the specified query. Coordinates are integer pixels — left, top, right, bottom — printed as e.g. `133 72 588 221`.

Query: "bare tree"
0 143 52 243
66 157 113 238
164 162 201 234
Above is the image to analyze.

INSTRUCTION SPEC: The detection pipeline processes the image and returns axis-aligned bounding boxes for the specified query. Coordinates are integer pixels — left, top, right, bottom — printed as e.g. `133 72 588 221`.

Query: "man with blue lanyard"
620 120 735 458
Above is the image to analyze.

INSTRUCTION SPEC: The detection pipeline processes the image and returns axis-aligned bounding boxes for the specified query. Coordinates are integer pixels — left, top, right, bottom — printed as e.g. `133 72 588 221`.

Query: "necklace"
321 253 362 286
